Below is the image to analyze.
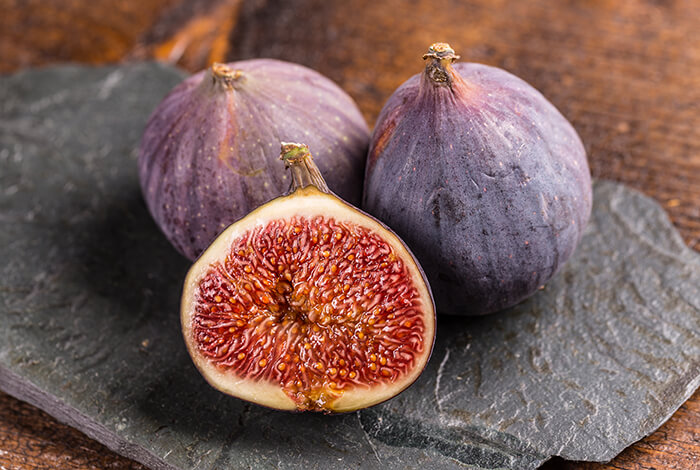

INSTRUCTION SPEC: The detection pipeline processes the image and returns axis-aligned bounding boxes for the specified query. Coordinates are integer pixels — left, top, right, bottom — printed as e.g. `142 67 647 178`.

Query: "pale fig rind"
139 60 369 260
364 44 592 316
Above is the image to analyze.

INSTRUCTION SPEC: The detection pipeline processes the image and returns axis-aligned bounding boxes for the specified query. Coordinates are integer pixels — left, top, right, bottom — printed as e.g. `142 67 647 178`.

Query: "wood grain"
0 0 241 74
0 391 146 470
1 0 698 469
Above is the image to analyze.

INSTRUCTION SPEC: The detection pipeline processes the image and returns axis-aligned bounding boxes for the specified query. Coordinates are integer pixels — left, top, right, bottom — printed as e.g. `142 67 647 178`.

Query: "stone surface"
1 64 699 470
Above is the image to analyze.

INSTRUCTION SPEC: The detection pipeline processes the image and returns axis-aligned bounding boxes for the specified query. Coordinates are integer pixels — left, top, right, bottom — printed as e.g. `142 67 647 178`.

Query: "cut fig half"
181 143 436 413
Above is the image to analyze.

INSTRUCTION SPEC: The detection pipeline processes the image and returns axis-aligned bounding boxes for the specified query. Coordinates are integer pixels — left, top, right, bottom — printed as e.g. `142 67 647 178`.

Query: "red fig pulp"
139 60 369 260
181 144 435 412
364 43 592 316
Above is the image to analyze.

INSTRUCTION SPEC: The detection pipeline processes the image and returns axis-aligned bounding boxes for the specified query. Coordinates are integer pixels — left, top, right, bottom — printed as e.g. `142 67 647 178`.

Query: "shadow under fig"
135 356 360 467
71 187 190 321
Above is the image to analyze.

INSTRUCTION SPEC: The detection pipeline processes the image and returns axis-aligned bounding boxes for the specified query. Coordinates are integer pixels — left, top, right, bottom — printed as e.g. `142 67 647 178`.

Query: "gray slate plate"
1 63 699 470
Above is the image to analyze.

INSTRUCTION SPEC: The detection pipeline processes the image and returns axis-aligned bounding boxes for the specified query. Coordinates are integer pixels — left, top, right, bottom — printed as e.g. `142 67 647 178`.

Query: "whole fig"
139 61 369 260
363 43 592 316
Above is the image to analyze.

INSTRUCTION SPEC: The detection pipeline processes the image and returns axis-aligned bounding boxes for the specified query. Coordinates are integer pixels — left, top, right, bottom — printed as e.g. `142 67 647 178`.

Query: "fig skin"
363 44 592 316
181 143 436 413
139 60 369 260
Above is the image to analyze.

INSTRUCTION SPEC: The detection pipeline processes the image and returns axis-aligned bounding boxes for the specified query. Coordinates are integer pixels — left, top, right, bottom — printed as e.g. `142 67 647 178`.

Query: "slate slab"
1 63 699 470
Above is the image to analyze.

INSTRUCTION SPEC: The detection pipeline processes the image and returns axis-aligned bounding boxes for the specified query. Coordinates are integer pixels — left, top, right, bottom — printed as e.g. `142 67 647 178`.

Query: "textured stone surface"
1 64 699 470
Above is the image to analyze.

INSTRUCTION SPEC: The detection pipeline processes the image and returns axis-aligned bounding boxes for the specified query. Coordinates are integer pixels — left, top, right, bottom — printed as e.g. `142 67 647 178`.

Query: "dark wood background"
1 0 698 468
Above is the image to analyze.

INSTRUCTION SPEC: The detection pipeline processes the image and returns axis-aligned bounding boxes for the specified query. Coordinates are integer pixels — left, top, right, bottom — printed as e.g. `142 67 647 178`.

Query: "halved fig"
181 143 435 412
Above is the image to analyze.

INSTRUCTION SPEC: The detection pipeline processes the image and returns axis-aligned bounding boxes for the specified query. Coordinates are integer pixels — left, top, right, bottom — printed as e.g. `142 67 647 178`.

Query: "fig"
363 43 592 316
139 60 369 260
181 143 435 412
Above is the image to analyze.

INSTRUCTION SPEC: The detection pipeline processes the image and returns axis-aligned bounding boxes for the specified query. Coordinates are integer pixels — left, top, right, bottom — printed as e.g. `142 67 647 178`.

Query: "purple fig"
139 60 369 260
363 43 592 316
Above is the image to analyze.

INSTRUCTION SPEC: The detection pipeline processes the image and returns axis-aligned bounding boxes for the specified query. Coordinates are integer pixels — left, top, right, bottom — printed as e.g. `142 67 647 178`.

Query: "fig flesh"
139 61 369 260
364 43 592 316
181 143 435 412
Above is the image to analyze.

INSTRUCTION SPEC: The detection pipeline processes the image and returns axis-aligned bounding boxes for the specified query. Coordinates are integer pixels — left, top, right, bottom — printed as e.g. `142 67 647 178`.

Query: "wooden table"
1 0 698 468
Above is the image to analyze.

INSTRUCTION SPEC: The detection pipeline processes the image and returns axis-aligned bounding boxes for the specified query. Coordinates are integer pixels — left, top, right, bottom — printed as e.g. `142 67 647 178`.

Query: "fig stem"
423 42 460 87
280 143 330 194
211 62 243 88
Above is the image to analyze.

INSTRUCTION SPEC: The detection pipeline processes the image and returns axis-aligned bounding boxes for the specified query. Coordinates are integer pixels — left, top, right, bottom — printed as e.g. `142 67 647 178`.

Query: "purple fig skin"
139 60 369 260
363 44 592 316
